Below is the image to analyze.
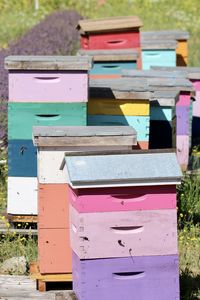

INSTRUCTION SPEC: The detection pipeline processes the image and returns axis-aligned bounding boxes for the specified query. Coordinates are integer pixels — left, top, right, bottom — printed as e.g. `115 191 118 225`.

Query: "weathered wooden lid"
63 150 182 188
77 16 143 34
148 77 194 92
150 90 179 106
122 69 186 79
5 55 92 70
89 78 151 99
141 39 177 50
141 30 189 40
33 126 137 147
78 49 139 61
151 66 200 80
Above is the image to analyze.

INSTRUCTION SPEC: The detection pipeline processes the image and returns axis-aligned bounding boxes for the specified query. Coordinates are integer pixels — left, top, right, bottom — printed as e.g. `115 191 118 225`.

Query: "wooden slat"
78 48 138 61
151 66 200 80
0 228 38 235
141 30 189 40
7 214 38 223
141 39 177 49
77 16 143 33
5 55 92 70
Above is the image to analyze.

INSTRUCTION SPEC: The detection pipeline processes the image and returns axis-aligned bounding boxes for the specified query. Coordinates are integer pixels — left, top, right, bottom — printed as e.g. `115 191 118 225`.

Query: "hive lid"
33 126 137 147
147 77 194 92
141 39 177 50
63 150 182 188
122 69 186 79
77 15 143 34
151 66 200 80
5 55 93 70
141 30 189 40
89 78 151 99
78 48 139 61
150 90 180 106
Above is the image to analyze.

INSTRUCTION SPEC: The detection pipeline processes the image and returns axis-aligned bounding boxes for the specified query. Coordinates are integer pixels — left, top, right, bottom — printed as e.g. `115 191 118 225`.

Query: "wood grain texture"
5 55 92 70
141 39 177 50
141 30 189 40
70 206 178 258
176 135 189 170
78 48 139 61
77 16 143 33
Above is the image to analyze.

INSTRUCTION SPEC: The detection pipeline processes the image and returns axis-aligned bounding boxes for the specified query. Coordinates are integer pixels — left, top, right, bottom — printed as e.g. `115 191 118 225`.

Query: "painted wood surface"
191 80 200 117
70 206 178 259
64 152 182 188
176 40 188 66
150 105 174 121
77 16 143 33
142 50 176 70
9 72 88 102
90 61 137 75
68 185 177 213
38 184 69 229
176 135 189 171
87 115 149 141
81 32 140 50
7 177 37 215
177 92 191 106
137 141 149 149
8 102 87 140
39 228 72 274
8 140 37 177
176 106 190 135
149 120 173 149
5 55 92 70
73 253 179 300
88 98 149 116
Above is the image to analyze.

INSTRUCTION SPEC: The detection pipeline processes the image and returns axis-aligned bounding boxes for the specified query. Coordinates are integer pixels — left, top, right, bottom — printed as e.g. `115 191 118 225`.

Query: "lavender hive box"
73 252 180 300
176 106 190 135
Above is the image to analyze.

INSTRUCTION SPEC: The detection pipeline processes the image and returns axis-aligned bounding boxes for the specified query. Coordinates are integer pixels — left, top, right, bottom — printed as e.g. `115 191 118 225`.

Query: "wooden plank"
151 66 200 80
78 48 138 61
122 69 186 78
77 16 143 33
55 292 77 300
141 39 177 49
141 30 189 40
5 55 92 70
0 228 37 235
7 214 38 223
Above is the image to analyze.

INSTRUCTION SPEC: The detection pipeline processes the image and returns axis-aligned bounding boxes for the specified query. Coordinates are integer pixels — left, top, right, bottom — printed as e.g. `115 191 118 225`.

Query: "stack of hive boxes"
140 37 177 70
122 69 195 170
62 150 182 300
33 126 137 278
141 30 189 66
77 16 143 77
5 55 91 218
88 77 151 149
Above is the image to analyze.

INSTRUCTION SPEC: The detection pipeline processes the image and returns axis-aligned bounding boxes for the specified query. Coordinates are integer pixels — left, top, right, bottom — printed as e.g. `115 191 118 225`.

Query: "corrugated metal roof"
64 152 182 188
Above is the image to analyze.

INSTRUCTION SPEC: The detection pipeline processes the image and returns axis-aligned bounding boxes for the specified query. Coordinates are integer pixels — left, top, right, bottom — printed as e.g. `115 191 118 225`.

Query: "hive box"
78 49 139 78
5 56 92 102
141 30 189 66
33 126 137 184
73 253 180 300
33 126 137 274
7 177 37 215
89 78 150 149
141 39 177 70
77 16 142 50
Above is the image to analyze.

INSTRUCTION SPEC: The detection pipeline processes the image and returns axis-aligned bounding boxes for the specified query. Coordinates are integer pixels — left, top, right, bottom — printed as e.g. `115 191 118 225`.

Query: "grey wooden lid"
5 55 92 70
33 126 136 138
77 16 143 34
151 66 200 80
150 90 179 106
147 77 194 91
141 30 189 40
141 39 177 50
64 151 182 188
122 69 186 78
89 78 151 99
78 49 138 61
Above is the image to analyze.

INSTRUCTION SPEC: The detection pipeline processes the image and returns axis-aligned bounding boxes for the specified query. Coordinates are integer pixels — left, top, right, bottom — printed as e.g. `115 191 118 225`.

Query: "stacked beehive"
141 30 189 66
32 126 137 282
88 78 150 149
62 150 182 300
5 55 91 218
122 69 195 170
77 16 143 76
141 38 177 70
